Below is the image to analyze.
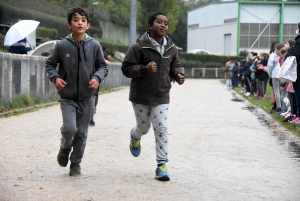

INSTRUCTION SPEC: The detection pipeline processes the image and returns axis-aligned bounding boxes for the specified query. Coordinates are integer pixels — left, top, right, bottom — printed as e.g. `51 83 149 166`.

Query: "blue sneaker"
130 133 141 157
155 164 170 181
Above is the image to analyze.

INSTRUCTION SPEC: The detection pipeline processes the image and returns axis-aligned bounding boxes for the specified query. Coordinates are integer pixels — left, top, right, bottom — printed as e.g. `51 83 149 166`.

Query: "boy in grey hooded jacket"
45 7 108 176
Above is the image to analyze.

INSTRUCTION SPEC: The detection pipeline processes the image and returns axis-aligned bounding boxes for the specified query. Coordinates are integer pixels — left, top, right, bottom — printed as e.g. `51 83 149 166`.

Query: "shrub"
37 27 58 39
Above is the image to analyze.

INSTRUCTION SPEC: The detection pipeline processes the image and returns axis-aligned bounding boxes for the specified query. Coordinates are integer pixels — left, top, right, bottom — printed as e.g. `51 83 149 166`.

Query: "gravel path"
1 79 300 201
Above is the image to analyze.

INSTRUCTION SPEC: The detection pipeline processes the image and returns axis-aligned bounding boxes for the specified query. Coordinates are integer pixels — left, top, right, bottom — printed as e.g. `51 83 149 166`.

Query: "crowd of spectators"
224 23 300 125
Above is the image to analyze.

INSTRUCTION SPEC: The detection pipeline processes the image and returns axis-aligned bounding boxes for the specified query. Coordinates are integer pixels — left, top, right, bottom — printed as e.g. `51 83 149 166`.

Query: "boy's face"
67 12 90 35
149 15 168 38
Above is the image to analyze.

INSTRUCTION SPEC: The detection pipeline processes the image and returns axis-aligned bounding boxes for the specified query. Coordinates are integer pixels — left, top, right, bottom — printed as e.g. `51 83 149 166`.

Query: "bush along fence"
0 53 130 109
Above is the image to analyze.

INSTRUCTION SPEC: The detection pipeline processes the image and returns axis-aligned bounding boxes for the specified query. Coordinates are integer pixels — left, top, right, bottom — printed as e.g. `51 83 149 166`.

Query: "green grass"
0 87 124 117
221 79 300 137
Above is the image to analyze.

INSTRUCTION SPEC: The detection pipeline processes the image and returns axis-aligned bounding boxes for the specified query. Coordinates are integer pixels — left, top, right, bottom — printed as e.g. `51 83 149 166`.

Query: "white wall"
188 2 238 28
188 22 237 55
187 2 238 55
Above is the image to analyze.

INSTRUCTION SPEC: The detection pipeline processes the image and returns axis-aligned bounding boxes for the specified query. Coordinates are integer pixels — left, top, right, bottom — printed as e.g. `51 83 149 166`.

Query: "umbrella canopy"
4 20 40 46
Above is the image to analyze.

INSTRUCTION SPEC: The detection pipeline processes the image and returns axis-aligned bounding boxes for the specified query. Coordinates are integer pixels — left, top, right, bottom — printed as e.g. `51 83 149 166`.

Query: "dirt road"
1 79 300 201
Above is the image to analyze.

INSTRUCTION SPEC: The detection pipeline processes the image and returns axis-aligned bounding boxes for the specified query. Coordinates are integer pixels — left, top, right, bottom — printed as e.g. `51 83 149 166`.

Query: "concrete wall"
188 22 237 55
0 53 130 108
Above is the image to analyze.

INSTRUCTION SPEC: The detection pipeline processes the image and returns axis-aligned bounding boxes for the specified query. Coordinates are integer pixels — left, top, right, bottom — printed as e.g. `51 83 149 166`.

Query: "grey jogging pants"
131 103 169 165
60 99 93 165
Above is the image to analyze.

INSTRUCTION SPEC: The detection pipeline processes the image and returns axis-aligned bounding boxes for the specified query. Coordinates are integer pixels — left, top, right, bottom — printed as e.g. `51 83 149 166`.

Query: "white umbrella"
4 20 40 46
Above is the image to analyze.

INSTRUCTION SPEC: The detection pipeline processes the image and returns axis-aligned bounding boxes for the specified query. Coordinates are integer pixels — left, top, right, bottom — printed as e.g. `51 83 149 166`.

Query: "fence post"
1 54 12 108
21 55 30 95
203 68 205 78
216 68 218 78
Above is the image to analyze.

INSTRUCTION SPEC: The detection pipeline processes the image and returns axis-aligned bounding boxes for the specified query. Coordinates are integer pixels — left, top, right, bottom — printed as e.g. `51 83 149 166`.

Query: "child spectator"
254 53 269 100
268 42 284 113
224 61 232 88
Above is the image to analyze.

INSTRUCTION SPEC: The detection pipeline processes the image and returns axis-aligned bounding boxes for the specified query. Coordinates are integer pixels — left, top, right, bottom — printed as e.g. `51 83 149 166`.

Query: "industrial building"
187 0 300 56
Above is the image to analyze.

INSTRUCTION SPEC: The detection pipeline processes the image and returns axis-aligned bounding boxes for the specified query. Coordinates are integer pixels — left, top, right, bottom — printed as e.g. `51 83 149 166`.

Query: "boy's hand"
176 74 185 85
89 79 99 90
146 61 157 73
55 78 67 91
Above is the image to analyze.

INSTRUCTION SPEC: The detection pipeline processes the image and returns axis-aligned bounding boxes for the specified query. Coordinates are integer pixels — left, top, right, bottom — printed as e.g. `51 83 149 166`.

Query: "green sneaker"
69 164 81 176
130 133 141 157
155 164 170 181
57 147 71 167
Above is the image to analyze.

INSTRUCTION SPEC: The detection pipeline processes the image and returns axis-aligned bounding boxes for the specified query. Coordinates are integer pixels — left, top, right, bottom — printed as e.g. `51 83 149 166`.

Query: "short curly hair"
148 11 167 26
67 7 90 24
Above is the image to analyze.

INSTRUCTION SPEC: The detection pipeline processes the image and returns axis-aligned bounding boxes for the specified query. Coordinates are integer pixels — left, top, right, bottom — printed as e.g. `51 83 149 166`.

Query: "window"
240 23 279 49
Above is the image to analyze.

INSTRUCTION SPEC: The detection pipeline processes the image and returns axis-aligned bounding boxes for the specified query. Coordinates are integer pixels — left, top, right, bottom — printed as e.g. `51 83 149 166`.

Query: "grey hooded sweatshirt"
46 34 108 101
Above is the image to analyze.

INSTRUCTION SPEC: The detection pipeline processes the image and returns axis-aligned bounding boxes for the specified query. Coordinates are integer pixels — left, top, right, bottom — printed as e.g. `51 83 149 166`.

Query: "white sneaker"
245 92 251 96
281 110 290 117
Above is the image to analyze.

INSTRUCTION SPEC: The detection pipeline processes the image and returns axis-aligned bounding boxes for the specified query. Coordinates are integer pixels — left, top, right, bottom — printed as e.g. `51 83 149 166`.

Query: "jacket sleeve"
19 46 31 53
45 42 61 82
169 49 183 80
121 44 144 78
93 43 108 83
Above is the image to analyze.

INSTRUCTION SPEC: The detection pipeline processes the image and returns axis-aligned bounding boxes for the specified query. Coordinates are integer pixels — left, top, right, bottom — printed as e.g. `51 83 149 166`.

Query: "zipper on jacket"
142 44 175 105
76 42 80 101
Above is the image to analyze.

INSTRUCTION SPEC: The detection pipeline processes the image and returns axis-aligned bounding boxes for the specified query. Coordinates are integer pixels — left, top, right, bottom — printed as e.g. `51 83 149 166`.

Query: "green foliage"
95 39 129 56
37 27 58 39
203 62 224 67
137 0 181 34
169 1 188 51
10 95 34 109
179 52 244 67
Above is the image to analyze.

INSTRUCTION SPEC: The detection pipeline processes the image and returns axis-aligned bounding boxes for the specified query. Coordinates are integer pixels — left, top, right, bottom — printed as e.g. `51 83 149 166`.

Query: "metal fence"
0 53 130 108
181 67 225 79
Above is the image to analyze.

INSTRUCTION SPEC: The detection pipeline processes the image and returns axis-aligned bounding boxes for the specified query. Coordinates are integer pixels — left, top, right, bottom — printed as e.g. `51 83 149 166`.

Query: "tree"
169 1 188 51
137 0 180 35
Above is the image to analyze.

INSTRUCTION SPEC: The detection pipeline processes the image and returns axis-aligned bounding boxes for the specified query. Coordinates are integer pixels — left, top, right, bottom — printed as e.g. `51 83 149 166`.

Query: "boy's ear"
67 22 71 29
87 23 90 30
148 24 152 30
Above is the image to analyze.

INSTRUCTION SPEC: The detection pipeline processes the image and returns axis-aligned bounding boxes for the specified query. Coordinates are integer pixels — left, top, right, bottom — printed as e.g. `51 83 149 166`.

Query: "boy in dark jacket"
254 56 268 99
45 7 108 176
122 11 184 181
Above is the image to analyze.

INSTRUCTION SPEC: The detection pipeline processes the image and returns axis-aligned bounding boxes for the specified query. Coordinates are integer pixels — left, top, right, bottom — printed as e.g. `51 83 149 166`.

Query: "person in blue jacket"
9 38 35 94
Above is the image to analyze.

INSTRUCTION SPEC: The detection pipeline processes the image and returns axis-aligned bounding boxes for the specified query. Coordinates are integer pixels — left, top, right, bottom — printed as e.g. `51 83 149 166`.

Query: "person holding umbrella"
5 20 39 95
9 38 35 94
9 37 35 54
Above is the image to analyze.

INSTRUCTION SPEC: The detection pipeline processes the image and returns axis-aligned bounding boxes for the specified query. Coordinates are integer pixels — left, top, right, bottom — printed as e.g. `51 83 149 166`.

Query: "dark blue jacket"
242 61 253 77
9 38 31 54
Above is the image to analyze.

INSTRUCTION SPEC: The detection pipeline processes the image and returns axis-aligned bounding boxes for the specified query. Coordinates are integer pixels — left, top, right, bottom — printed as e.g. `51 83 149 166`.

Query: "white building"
187 1 300 56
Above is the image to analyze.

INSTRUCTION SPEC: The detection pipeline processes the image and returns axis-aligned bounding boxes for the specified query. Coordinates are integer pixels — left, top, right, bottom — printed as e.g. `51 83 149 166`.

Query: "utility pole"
129 0 136 45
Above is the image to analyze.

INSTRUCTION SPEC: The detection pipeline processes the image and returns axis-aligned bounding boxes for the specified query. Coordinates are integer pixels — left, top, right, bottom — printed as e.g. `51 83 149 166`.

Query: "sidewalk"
1 79 300 201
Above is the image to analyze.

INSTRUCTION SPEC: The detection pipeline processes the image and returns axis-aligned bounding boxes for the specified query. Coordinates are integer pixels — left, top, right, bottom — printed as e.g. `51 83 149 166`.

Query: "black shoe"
57 147 71 167
69 164 81 176
283 115 293 122
89 120 95 126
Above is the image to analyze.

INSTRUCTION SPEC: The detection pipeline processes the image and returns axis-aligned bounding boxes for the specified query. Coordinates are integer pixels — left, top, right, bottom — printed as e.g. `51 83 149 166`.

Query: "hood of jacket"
45 34 108 101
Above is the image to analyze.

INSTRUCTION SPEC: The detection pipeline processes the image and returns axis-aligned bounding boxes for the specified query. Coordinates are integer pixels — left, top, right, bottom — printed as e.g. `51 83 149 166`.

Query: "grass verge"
221 79 300 137
0 87 127 118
